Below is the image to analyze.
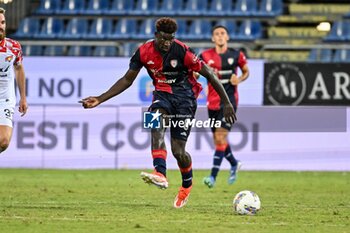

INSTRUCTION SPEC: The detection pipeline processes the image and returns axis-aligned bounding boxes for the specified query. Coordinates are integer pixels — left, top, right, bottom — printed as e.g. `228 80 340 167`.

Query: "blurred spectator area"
3 0 350 62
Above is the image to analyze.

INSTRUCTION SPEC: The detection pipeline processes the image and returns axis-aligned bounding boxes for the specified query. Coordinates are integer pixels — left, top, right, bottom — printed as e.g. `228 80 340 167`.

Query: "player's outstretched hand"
79 96 100 109
223 103 237 124
18 98 28 117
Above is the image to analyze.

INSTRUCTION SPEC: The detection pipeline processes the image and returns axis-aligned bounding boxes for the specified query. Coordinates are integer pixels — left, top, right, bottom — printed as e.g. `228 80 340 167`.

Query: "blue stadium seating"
155 0 183 16
67 46 92 56
232 0 258 16
93 46 119 57
85 0 110 15
122 43 140 57
133 0 159 15
333 49 350 62
214 19 237 38
84 18 113 39
34 17 64 39
255 0 283 17
60 18 88 39
208 0 232 16
36 0 61 14
134 19 155 39
308 49 333 62
22 45 43 56
108 19 137 39
236 20 262 40
13 18 40 39
181 19 211 40
44 46 65 56
58 0 86 15
324 21 350 41
175 19 187 40
181 0 208 16
106 0 133 15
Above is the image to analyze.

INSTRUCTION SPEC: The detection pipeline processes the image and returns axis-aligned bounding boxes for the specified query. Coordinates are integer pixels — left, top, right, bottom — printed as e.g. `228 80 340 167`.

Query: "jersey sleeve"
184 50 203 72
238 51 247 69
129 49 143 71
12 41 23 66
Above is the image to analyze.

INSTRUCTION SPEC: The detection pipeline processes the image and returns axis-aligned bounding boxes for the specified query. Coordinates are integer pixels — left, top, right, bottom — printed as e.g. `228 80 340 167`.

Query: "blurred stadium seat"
175 19 187 40
108 18 137 39
60 18 89 39
58 0 86 15
84 18 113 39
36 0 61 14
155 0 183 16
22 45 43 56
133 0 159 15
134 19 155 39
181 0 208 16
43 46 65 56
308 49 333 62
236 20 262 40
333 49 350 62
34 17 64 39
106 0 134 15
208 0 232 16
14 18 40 39
93 46 119 57
324 21 349 41
122 43 140 57
67 46 92 56
255 0 283 17
232 0 258 16
181 19 211 40
85 0 110 15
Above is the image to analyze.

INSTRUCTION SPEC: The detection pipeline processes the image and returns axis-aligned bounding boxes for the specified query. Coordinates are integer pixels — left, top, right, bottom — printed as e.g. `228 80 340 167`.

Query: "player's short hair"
212 25 229 34
0 8 6 15
155 17 177 34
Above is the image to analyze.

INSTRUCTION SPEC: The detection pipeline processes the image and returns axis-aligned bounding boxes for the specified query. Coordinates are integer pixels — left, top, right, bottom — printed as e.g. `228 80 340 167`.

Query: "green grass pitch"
0 169 349 233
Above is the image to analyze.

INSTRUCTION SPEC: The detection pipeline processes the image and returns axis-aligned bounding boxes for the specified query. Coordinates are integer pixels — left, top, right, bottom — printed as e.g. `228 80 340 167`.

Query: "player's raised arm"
199 63 237 124
80 68 140 109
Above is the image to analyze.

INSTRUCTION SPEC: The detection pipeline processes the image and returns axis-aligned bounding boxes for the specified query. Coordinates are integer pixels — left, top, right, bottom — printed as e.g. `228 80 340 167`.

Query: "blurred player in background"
199 25 249 188
0 8 27 154
80 17 236 208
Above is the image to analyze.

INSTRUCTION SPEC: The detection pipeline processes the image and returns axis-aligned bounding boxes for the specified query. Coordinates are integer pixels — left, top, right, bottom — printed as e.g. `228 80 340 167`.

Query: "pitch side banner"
22 57 264 106
1 105 349 171
264 63 350 105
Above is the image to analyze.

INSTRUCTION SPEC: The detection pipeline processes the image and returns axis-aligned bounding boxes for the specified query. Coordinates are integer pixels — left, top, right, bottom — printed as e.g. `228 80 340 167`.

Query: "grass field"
0 169 349 233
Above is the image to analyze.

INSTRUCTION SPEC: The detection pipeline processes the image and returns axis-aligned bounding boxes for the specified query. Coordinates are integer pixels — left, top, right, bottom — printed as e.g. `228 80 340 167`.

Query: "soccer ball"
233 190 261 215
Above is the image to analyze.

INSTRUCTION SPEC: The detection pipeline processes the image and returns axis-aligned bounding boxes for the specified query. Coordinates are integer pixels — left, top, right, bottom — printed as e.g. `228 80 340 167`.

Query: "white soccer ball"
233 190 261 215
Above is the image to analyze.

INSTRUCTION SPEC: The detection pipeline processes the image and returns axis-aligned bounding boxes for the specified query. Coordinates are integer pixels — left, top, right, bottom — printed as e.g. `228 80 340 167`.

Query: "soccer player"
199 25 249 188
0 8 28 154
80 18 236 208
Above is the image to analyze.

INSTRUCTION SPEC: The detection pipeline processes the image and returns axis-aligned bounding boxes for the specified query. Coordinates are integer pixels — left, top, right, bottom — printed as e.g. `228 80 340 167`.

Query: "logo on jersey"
147 60 154 65
5 55 13 62
170 59 178 68
228 58 234 65
208 59 215 65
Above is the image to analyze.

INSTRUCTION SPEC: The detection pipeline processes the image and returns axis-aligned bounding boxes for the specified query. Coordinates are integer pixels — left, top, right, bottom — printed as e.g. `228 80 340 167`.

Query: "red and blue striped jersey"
130 39 203 99
199 48 247 110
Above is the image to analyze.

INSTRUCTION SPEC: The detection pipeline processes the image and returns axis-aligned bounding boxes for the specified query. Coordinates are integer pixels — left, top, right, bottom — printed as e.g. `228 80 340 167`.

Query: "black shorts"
149 91 197 141
208 105 237 133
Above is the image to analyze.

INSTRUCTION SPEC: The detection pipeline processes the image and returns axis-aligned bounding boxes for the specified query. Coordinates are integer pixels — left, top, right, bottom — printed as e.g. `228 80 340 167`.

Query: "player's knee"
171 146 185 158
214 137 227 145
0 138 10 153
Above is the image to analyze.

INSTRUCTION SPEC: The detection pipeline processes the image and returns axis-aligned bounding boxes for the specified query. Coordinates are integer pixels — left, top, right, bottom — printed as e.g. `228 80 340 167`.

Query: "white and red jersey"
0 38 23 107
